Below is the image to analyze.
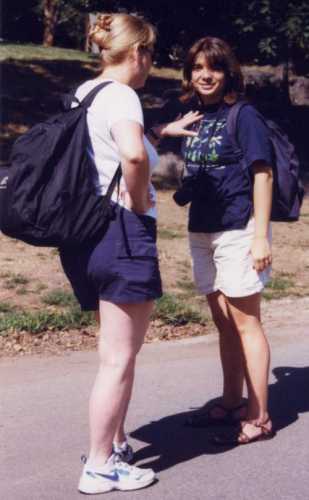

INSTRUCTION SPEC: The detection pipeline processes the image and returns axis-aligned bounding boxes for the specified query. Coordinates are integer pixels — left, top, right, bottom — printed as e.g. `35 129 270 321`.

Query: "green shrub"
42 289 77 307
158 228 182 239
153 293 206 326
263 274 295 300
0 302 15 313
4 273 29 288
265 276 294 291
0 307 94 335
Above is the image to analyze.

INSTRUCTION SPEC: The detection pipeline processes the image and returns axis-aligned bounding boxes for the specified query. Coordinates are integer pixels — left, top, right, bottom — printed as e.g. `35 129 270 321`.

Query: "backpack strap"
82 80 122 201
62 81 113 110
226 100 250 156
104 163 122 203
80 81 114 108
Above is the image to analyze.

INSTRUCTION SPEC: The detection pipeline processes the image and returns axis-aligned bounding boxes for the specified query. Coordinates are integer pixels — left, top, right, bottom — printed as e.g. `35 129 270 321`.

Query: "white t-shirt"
75 78 159 218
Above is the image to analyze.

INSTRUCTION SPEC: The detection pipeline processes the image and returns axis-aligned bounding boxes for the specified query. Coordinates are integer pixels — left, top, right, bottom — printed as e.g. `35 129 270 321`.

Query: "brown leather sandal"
184 402 247 428
211 418 276 445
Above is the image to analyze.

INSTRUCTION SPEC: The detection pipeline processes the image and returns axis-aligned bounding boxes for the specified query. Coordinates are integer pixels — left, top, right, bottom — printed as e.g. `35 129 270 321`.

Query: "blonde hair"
89 13 156 66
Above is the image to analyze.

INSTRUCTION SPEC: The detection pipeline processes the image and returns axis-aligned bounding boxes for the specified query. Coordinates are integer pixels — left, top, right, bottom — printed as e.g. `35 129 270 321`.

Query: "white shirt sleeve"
94 82 144 132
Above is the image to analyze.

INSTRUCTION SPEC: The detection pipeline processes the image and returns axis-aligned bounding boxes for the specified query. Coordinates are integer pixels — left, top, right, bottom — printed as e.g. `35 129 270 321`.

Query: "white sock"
86 453 114 469
113 439 128 452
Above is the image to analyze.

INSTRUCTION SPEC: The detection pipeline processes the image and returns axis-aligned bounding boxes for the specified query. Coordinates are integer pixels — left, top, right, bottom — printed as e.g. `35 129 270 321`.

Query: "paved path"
1 322 309 500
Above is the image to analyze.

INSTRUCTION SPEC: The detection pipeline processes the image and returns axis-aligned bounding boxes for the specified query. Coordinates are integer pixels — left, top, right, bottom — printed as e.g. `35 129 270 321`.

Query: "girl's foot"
211 418 275 445
185 401 247 428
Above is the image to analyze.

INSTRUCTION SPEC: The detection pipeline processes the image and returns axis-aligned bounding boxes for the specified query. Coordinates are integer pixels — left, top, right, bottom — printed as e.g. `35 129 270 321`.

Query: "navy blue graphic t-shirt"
167 100 273 233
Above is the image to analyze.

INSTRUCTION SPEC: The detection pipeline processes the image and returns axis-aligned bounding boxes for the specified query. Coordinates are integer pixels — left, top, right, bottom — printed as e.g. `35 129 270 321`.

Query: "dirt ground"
0 193 308 358
1 50 308 359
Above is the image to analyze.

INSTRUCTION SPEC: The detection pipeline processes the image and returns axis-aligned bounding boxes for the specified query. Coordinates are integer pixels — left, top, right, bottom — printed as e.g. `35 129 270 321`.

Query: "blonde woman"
60 13 200 495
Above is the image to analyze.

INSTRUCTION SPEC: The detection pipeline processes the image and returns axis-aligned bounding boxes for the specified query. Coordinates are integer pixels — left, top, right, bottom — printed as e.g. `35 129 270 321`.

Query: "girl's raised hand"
162 111 203 137
156 111 203 139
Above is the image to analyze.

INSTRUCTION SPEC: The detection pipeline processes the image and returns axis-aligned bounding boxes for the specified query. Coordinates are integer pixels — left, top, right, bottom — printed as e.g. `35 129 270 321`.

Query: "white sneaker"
113 441 134 463
78 453 155 494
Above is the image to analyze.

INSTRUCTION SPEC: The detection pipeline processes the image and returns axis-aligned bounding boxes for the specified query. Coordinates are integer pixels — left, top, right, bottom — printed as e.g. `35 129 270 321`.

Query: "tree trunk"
85 15 90 52
43 0 59 47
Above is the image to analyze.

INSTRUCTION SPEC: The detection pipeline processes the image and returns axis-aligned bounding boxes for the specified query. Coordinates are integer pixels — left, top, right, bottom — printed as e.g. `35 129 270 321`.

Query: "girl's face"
191 51 226 104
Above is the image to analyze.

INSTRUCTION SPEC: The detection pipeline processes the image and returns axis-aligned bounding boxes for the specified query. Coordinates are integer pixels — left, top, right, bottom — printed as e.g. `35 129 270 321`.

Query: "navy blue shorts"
60 206 162 310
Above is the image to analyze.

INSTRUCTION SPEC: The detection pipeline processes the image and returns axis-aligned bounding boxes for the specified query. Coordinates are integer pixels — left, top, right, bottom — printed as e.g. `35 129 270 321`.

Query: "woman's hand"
152 111 203 140
251 237 272 272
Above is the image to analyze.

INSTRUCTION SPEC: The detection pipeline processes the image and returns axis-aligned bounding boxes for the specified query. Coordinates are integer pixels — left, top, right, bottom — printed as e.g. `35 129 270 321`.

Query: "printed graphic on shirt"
184 117 226 165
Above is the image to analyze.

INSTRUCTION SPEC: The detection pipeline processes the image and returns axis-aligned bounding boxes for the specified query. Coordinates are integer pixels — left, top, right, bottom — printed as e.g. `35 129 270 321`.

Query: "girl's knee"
233 316 262 336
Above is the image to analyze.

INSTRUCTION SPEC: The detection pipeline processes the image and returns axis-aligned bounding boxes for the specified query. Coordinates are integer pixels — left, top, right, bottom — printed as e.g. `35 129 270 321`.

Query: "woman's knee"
98 343 137 376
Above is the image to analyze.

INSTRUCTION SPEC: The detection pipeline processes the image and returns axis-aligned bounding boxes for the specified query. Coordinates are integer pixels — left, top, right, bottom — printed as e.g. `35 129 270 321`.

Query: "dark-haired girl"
149 37 275 445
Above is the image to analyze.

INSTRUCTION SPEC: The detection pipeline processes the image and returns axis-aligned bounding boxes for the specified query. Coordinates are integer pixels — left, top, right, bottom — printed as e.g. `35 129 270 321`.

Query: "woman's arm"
251 161 273 272
111 120 150 214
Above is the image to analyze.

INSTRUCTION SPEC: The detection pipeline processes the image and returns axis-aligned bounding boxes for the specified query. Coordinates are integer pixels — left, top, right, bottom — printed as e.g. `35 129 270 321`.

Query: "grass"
0 293 206 335
0 307 95 335
16 287 29 296
0 302 15 313
35 283 48 293
150 65 181 80
42 289 77 307
0 43 181 79
262 274 296 300
158 228 183 239
3 273 30 289
0 43 95 62
176 279 197 296
153 293 206 326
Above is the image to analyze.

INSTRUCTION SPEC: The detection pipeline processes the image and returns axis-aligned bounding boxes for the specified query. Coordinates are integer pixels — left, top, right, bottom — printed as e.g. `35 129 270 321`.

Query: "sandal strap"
238 431 252 444
255 417 272 431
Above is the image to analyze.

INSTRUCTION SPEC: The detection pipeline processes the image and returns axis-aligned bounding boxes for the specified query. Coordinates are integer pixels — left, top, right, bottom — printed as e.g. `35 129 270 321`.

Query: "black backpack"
0 81 121 248
227 101 305 222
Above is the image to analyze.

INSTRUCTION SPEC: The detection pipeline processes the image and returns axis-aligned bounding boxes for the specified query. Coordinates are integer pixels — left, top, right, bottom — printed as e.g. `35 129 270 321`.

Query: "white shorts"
189 218 271 298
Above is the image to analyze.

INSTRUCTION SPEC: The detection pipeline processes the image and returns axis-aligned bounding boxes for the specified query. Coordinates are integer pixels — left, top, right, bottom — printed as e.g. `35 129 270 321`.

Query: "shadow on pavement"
131 365 309 472
269 365 309 430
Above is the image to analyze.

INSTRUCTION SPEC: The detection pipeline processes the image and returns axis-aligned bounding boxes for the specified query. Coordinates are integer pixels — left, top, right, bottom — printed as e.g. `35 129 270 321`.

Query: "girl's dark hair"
181 37 244 103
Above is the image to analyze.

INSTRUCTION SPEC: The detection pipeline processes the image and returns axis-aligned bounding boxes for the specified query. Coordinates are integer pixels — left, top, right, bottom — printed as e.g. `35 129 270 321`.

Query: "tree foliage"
233 0 309 71
2 0 309 72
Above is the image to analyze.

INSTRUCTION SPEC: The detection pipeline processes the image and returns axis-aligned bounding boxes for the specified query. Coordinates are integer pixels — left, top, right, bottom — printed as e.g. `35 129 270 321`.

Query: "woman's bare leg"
88 300 154 465
207 291 245 413
93 309 134 446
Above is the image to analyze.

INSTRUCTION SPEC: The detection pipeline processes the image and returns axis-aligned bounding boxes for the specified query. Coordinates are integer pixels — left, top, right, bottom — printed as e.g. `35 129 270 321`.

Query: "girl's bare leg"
226 292 271 436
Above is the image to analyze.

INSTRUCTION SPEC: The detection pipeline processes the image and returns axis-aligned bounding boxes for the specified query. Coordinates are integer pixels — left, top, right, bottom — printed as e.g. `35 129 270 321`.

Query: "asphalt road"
1 322 309 500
